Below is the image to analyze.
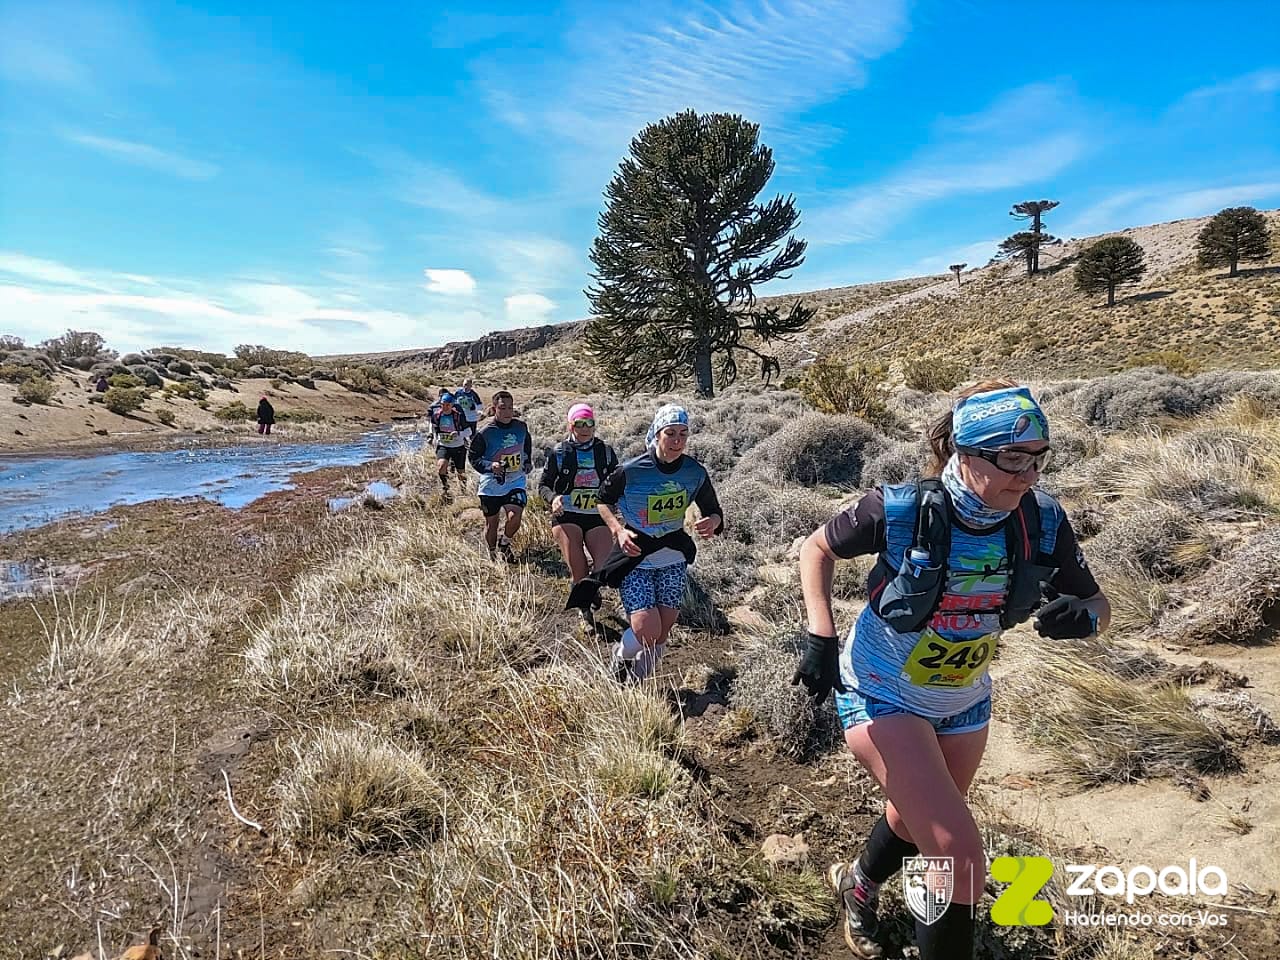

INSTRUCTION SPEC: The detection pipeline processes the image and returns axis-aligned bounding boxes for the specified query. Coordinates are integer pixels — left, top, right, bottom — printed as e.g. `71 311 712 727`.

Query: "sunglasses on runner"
957 445 1053 474
572 418 595 428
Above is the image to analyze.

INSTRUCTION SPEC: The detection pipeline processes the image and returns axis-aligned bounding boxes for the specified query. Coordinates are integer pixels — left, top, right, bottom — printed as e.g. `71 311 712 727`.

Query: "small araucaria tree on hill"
1196 206 1271 277
1074 235 1147 307
584 110 811 398
949 263 967 291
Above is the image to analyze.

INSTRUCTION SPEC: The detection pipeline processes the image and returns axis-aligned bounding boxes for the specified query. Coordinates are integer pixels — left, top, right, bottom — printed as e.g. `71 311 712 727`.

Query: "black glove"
791 632 847 704
1034 585 1098 639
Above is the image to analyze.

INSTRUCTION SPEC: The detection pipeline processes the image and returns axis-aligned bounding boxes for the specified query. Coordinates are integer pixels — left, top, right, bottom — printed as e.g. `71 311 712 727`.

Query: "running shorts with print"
619 562 687 614
834 687 991 736
436 445 467 472
479 489 528 517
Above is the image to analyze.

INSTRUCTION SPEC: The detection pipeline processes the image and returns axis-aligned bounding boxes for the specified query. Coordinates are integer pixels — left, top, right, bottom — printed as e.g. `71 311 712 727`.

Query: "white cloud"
0 253 428 356
504 293 555 325
62 132 219 180
423 269 478 295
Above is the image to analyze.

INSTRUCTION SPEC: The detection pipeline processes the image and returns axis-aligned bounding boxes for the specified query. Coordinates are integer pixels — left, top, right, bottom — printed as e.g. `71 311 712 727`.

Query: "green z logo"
990 856 1055 926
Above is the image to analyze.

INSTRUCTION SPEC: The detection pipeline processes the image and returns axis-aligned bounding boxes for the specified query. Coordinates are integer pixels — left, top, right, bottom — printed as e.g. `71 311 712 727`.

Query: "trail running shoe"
827 862 883 959
497 537 516 564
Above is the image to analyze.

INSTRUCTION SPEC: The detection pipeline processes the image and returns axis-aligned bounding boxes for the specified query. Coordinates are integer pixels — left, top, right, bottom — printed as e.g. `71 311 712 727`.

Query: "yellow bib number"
500 453 523 472
570 489 598 510
647 491 688 524
439 431 458 444
902 630 997 688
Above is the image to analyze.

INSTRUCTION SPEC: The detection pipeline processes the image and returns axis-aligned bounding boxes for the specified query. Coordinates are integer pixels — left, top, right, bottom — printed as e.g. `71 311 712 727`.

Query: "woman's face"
570 417 595 443
958 442 1050 511
655 424 688 461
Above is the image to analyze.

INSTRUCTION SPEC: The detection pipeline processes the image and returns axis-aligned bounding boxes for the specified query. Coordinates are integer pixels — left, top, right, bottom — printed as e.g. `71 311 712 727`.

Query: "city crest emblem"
903 856 954 925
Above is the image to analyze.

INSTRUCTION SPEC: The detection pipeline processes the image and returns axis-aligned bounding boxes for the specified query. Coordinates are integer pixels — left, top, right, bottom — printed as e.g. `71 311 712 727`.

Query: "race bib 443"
647 491 688 524
901 630 997 688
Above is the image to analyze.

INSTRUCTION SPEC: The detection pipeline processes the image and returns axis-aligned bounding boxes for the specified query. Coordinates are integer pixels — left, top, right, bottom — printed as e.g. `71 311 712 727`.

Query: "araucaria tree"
585 110 810 398
1196 206 1271 277
1006 199 1060 275
1074 235 1147 307
949 263 967 291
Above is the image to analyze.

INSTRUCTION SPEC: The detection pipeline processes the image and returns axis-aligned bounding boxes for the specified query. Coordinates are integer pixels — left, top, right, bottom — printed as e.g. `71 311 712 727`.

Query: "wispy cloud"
1182 68 1280 102
1061 179 1280 239
504 292 555 325
423 269 477 295
480 0 909 184
62 131 219 180
806 83 1089 245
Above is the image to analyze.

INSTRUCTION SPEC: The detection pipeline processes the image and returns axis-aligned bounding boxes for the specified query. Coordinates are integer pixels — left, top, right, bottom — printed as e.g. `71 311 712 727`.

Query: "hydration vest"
867 479 1061 633
550 439 617 495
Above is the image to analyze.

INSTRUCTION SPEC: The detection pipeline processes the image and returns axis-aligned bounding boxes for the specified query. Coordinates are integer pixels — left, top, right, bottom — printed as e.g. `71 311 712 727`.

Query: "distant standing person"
594 404 723 682
538 402 619 629
256 395 275 435
94 375 109 392
468 390 533 562
429 393 472 500
454 377 484 435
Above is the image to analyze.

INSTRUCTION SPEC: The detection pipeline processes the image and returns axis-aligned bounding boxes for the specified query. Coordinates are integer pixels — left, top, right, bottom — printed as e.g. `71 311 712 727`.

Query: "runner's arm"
596 466 627 536
802 490 887 638
692 476 724 534
467 431 489 473
1048 514 1111 632
538 448 559 503
522 431 533 474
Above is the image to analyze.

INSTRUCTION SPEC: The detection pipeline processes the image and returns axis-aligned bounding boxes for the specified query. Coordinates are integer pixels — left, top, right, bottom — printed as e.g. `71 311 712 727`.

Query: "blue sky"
1 0 1278 357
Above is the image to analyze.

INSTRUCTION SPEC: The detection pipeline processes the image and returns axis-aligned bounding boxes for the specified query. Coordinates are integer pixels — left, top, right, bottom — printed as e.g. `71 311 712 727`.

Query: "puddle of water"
0 428 425 535
327 479 401 513
0 558 87 603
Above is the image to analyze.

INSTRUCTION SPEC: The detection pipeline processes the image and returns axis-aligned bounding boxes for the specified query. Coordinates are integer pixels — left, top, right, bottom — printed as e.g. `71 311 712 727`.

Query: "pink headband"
567 403 594 423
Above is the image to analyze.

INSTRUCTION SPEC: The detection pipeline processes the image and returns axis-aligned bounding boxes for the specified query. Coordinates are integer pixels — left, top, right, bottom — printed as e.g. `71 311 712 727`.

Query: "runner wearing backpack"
428 393 472 500
538 403 619 629
793 380 1110 960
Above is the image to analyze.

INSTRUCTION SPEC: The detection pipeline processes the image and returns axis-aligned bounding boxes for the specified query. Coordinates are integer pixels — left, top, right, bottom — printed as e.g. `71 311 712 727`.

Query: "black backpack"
550 439 617 494
867 478 1059 633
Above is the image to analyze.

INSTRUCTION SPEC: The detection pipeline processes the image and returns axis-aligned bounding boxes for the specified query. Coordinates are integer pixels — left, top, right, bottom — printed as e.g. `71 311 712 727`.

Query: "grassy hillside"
385 208 1279 395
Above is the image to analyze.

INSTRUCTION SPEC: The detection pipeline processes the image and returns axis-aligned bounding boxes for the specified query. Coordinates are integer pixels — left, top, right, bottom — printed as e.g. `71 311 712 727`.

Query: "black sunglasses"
957 445 1053 475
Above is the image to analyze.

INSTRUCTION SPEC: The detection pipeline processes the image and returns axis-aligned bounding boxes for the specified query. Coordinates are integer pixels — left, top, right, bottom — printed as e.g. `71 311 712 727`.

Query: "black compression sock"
857 814 920 884
915 901 974 960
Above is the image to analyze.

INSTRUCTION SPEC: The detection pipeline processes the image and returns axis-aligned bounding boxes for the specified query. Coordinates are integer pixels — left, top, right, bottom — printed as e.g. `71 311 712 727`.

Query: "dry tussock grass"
997 629 1237 784
275 725 446 853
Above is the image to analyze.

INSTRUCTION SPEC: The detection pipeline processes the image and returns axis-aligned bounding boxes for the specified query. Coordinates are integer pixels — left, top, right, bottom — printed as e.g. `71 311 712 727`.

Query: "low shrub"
799 358 889 422
1124 350 1201 376
108 372 144 389
729 625 842 760
753 412 885 487
17 375 55 404
902 354 968 393
103 386 145 415
155 408 177 427
214 400 254 422
276 408 325 423
716 475 833 547
165 379 208 401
